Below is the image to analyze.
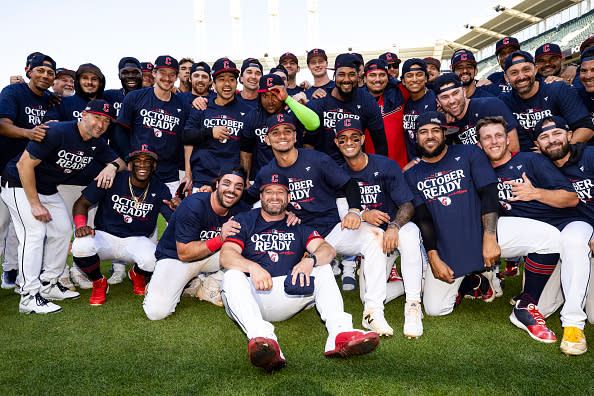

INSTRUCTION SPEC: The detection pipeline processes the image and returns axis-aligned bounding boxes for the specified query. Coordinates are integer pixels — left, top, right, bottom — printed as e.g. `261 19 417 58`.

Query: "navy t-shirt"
404 145 498 277
305 81 335 100
0 83 51 172
402 90 437 161
343 154 414 230
103 89 125 118
248 148 351 237
493 151 582 230
117 87 188 183
225 209 322 277
177 91 216 112
82 170 172 238
468 84 496 99
487 71 512 95
557 144 594 226
287 86 304 96
238 95 258 110
307 87 384 163
44 94 88 122
155 192 249 261
3 121 117 195
185 97 251 187
577 86 594 123
451 97 518 145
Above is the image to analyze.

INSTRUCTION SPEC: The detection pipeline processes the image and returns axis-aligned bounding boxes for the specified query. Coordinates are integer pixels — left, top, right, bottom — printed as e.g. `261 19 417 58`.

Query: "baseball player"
141 62 154 88
103 57 143 120
379 52 401 79
449 49 497 99
177 58 194 94
576 46 594 118
534 43 577 84
304 49 335 100
220 170 379 372
71 146 178 305
279 52 304 96
238 58 263 109
404 111 561 316
423 57 441 86
334 117 425 338
247 113 396 336
485 36 520 94
52 68 75 97
1 99 125 313
177 62 215 111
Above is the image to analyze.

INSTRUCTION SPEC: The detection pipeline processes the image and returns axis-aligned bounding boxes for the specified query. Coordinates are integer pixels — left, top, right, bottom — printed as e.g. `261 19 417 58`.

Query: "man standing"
141 62 154 88
304 49 335 100
52 68 75 97
177 57 194 93
239 58 263 109
279 52 304 96
423 57 441 85
103 57 143 119
178 62 214 110
450 49 496 99
485 36 520 94
379 52 401 79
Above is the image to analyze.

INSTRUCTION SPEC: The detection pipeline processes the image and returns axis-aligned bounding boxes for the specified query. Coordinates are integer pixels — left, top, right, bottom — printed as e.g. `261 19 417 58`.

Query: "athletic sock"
133 264 153 283
73 254 103 281
522 252 558 305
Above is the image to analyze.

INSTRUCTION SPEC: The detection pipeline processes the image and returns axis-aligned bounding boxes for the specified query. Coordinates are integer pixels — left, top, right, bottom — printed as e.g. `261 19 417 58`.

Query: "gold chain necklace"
128 177 150 208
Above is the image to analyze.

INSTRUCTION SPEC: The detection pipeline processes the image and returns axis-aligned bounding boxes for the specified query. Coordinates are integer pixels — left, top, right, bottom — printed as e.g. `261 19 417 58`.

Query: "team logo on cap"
503 38 510 45
103 103 110 113
543 44 550 52
344 119 352 127
277 114 285 122
165 57 172 65
271 174 279 182
431 118 441 124
266 77 274 87
223 60 230 69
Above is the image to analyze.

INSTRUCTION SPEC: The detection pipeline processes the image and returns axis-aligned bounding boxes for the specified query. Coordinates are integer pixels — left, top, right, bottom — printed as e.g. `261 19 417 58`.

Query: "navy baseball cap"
29 54 56 71
269 65 288 79
84 99 116 120
580 46 594 63
279 52 298 63
503 50 535 72
118 57 141 72
217 166 247 182
581 35 594 54
154 55 179 72
364 59 388 75
307 48 327 63
402 58 428 76
495 37 520 55
535 43 562 59
56 68 75 78
258 73 285 93
76 63 104 80
265 113 296 132
258 169 290 192
534 116 570 137
416 111 458 135
333 53 358 71
451 49 477 68
211 58 240 79
352 53 364 66
241 58 263 74
141 62 154 72
26 52 42 66
432 73 462 95
129 145 158 161
190 61 211 76
334 117 363 136
379 52 401 65
423 57 441 70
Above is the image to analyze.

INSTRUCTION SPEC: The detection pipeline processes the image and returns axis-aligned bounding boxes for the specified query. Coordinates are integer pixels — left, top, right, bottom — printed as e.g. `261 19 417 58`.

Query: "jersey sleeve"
0 85 19 120
25 125 61 160
386 167 415 206
320 153 351 189
174 199 204 244
469 146 498 190
158 183 175 221
93 140 119 164
81 180 108 205
223 212 249 250
404 167 426 208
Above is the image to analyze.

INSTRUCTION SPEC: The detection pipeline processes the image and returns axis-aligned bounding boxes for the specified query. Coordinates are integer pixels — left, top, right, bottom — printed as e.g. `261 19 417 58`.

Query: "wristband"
74 215 87 229
387 221 400 230
205 235 223 252
348 209 362 218
305 253 317 266
109 161 120 171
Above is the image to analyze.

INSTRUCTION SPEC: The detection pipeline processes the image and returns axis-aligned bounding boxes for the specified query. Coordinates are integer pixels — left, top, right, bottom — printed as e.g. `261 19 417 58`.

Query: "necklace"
129 177 150 208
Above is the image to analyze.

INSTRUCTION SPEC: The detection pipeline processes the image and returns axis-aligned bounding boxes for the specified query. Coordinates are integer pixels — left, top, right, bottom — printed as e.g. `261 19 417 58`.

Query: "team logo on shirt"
268 251 279 262
570 177 594 203
123 215 133 223
24 105 47 126
111 194 154 219
55 150 94 173
415 169 466 201
251 230 295 252
288 177 314 201
438 196 451 206
322 108 359 129
203 115 244 140
513 108 553 131
140 108 181 136
357 181 382 208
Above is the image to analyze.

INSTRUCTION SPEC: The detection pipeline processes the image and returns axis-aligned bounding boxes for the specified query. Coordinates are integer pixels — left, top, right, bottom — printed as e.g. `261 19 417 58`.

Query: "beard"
336 84 355 101
418 139 447 158
541 140 570 161
216 188 238 209
261 198 288 216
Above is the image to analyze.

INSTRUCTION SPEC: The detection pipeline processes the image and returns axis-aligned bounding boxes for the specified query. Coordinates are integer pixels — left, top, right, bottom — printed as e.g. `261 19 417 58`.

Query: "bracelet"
205 235 223 252
387 221 400 230
74 215 87 229
109 161 120 171
305 253 317 266
348 209 362 218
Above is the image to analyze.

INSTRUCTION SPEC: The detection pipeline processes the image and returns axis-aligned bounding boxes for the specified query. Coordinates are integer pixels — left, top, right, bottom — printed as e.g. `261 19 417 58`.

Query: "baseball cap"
56 68 75 78
29 54 56 71
26 52 42 67
154 55 179 72
77 63 104 80
450 49 477 68
379 52 401 65
352 53 364 66
364 59 388 75
241 58 263 74
258 169 290 192
416 111 458 135
581 46 594 63
211 58 240 79
307 48 327 63
258 73 285 93
581 36 594 54
118 57 141 72
423 57 441 70
141 62 154 72
265 113 296 132
217 166 247 182
332 53 359 71
129 145 159 161
279 52 298 63
495 37 520 55
84 99 116 120
534 116 570 137
402 58 428 76
269 65 289 79
503 50 535 72
432 73 462 95
190 61 211 76
334 117 363 136
535 43 562 59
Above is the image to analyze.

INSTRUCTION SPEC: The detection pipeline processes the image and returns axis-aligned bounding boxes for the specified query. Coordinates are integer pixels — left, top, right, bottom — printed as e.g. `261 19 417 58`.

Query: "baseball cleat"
463 273 495 302
1 269 17 289
128 267 146 296
248 337 286 372
19 292 62 314
483 270 503 298
341 274 357 291
182 277 202 297
89 277 109 306
362 310 394 337
388 263 403 282
59 273 76 291
325 330 379 358
196 274 223 306
403 300 424 339
70 266 93 289
107 270 127 285
560 327 587 356
504 259 519 277
509 302 556 343
40 281 80 301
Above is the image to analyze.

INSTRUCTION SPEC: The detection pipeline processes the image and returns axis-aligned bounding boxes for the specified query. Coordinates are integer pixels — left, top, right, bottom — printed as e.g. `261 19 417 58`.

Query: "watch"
305 253 317 266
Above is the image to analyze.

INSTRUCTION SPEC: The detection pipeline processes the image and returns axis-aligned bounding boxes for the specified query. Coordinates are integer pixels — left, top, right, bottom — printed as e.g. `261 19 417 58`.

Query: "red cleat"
510 302 556 343
325 330 380 358
89 277 109 306
388 263 402 282
504 259 519 277
128 267 146 296
248 337 286 372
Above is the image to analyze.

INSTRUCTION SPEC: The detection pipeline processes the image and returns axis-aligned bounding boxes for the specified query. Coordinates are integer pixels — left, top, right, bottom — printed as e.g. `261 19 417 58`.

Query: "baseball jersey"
499 79 592 151
238 95 258 110
493 151 582 230
305 81 335 100
82 170 172 238
3 120 117 195
343 154 414 230
185 97 251 187
307 87 384 164
248 148 351 237
404 144 497 277
103 88 125 118
287 86 304 96
117 87 188 183
155 192 249 261
451 97 518 145
0 82 51 172
403 90 437 161
487 71 512 95
557 143 594 226
225 209 322 277
43 94 88 122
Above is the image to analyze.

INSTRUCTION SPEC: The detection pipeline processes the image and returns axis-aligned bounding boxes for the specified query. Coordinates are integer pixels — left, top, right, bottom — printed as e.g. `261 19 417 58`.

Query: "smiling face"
260 184 289 216
240 67 262 91
536 54 562 78
335 129 364 160
453 61 477 86
536 121 572 161
80 111 111 140
580 59 594 93
436 84 466 118
308 56 328 78
191 70 211 96
215 174 245 209
416 124 446 158
265 124 297 154
79 72 100 96
53 73 74 96
153 67 178 92
505 57 537 96
130 153 156 182
335 66 358 98
280 59 299 79
477 123 510 163
402 68 427 94
365 70 388 96
214 72 238 101
120 66 142 92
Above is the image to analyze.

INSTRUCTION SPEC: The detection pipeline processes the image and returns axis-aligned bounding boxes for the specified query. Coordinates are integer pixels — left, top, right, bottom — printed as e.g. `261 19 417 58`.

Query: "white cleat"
403 300 424 339
107 271 127 285
40 281 80 301
70 267 93 289
19 292 62 314
362 310 394 337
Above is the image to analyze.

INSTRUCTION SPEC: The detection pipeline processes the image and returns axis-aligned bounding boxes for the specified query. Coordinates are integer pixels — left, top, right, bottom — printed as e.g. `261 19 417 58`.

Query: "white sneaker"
362 310 394 337
40 281 80 301
331 258 341 277
70 267 93 289
196 274 223 307
19 292 62 314
59 274 76 291
403 300 424 339
484 270 503 298
107 271 127 285
182 277 202 297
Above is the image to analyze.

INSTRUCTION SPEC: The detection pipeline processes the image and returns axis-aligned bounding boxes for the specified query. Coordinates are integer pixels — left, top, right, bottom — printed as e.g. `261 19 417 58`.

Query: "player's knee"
71 236 96 257
143 299 172 321
423 297 454 317
398 223 421 247
222 269 248 293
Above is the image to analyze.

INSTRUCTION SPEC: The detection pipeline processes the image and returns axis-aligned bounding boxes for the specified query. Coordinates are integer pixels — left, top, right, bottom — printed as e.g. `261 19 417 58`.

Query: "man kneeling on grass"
220 170 379 372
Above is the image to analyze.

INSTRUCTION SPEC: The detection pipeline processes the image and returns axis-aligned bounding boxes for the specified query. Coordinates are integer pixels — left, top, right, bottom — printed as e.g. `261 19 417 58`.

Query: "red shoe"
504 259 519 277
388 263 402 282
463 273 495 303
509 302 556 343
128 267 146 296
248 337 286 372
89 277 109 306
325 330 379 358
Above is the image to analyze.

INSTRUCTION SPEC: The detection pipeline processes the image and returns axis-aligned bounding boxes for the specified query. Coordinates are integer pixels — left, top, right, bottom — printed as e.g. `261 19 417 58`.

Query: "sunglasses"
387 63 399 69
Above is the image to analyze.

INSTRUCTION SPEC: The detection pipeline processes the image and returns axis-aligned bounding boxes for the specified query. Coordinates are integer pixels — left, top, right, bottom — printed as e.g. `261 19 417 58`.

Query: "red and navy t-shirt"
493 151 582 230
0 83 52 172
185 97 251 187
155 191 250 261
82 170 172 238
404 145 497 277
343 154 414 230
451 97 518 145
249 148 351 237
403 90 437 161
43 94 88 122
117 87 188 183
557 144 594 226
